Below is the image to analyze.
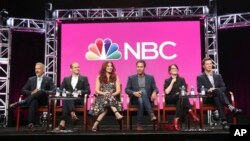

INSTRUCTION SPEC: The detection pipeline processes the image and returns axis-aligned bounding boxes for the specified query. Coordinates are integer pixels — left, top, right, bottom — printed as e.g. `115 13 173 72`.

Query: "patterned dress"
88 82 123 116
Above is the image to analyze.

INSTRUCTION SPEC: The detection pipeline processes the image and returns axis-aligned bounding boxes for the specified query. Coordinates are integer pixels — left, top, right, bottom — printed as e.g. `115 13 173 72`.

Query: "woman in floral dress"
89 61 124 131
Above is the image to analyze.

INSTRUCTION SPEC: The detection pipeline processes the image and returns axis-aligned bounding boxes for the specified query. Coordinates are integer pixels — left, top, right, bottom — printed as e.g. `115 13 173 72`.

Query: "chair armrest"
120 94 124 103
83 94 88 106
125 94 130 106
154 94 160 106
162 93 166 106
19 95 24 101
89 94 96 104
228 91 235 107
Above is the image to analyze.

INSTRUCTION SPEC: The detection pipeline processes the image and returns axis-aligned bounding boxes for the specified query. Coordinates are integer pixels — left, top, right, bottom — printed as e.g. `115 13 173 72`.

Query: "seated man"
125 60 157 131
55 62 90 130
10 62 55 131
197 57 242 131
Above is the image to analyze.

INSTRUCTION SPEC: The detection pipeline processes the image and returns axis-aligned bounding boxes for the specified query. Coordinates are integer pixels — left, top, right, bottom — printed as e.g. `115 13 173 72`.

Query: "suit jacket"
60 75 91 97
164 76 187 96
21 75 55 96
196 72 226 93
125 74 158 104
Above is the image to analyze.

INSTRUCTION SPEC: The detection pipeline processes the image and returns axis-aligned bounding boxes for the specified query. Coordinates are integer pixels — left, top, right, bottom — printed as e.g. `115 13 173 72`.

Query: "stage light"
0 9 8 26
6 18 13 27
45 2 53 20
209 0 217 15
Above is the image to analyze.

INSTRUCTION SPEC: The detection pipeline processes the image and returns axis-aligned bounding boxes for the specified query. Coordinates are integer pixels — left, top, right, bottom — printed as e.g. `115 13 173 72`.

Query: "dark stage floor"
1 114 250 141
0 124 230 141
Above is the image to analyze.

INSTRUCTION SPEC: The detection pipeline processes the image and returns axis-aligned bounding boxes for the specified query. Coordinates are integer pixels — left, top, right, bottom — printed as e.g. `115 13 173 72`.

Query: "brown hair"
99 61 117 83
168 64 179 73
136 59 146 67
202 57 213 65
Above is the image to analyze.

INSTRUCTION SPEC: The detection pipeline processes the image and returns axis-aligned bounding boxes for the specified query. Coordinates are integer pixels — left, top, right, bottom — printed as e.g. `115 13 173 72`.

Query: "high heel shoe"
114 111 124 121
188 110 200 126
92 120 100 132
173 117 181 131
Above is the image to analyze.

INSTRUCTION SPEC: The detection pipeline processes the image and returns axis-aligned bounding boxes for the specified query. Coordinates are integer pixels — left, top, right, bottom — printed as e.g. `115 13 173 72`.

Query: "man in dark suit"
55 62 90 130
197 57 242 131
125 60 158 131
10 62 55 130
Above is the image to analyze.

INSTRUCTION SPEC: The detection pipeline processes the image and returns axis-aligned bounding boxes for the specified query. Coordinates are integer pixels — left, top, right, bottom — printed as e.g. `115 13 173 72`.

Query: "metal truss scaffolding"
53 6 209 20
0 28 11 127
218 12 250 29
2 6 228 127
204 16 219 73
0 18 46 126
44 20 57 83
45 6 211 84
6 18 45 32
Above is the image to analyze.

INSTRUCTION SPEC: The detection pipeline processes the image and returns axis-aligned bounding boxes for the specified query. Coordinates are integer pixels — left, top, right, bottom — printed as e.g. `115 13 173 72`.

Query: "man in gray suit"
125 60 158 131
10 62 55 131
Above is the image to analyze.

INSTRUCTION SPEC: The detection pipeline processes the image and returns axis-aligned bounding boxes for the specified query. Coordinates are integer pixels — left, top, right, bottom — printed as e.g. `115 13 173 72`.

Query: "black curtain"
9 31 44 126
218 26 250 117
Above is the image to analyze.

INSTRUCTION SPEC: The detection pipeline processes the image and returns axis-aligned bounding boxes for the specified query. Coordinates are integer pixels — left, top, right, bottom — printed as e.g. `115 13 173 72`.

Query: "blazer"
125 74 158 104
164 76 187 95
196 72 226 93
21 75 55 96
60 75 91 97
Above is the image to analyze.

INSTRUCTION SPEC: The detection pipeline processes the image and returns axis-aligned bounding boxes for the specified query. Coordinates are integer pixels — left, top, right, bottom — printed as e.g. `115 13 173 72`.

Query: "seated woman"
164 64 199 131
89 61 124 131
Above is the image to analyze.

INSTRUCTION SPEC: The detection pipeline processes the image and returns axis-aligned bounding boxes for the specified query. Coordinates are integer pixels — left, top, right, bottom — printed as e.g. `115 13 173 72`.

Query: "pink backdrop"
61 21 202 109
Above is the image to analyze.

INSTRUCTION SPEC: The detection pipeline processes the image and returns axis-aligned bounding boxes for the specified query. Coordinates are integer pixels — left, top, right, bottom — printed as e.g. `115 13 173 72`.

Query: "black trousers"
204 89 230 121
23 92 47 124
61 99 83 121
166 94 191 119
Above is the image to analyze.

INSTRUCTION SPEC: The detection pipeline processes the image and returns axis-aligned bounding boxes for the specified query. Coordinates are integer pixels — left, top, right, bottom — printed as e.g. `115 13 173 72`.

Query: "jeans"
137 89 153 125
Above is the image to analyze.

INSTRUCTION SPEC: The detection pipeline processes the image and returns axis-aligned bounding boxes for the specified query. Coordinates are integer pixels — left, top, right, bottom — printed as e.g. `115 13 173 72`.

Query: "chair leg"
187 117 190 129
129 114 133 130
163 110 166 123
16 107 20 131
126 110 130 130
118 119 123 130
232 116 237 124
200 109 204 129
53 110 56 128
119 112 124 130
84 110 87 130
157 108 160 130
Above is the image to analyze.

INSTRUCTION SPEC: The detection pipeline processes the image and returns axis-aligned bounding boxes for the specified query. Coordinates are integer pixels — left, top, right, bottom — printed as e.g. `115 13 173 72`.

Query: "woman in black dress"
164 64 199 131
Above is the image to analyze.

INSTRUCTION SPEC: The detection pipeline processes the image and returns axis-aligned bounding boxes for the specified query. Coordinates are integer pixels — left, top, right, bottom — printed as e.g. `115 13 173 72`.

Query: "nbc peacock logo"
85 38 122 60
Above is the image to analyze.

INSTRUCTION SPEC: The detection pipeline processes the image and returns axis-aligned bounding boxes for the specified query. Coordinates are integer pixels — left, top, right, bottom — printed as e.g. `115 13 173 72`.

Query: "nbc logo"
85 38 122 60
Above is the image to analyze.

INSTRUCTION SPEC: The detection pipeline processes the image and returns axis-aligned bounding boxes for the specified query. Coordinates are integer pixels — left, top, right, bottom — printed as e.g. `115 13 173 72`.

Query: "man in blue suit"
125 60 158 131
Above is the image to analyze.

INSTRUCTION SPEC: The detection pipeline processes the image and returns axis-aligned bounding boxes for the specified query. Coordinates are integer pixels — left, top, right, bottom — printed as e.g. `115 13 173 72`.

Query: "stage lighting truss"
218 12 250 29
0 28 11 127
0 6 222 127
45 20 57 83
205 16 219 73
52 6 209 20
6 18 45 32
